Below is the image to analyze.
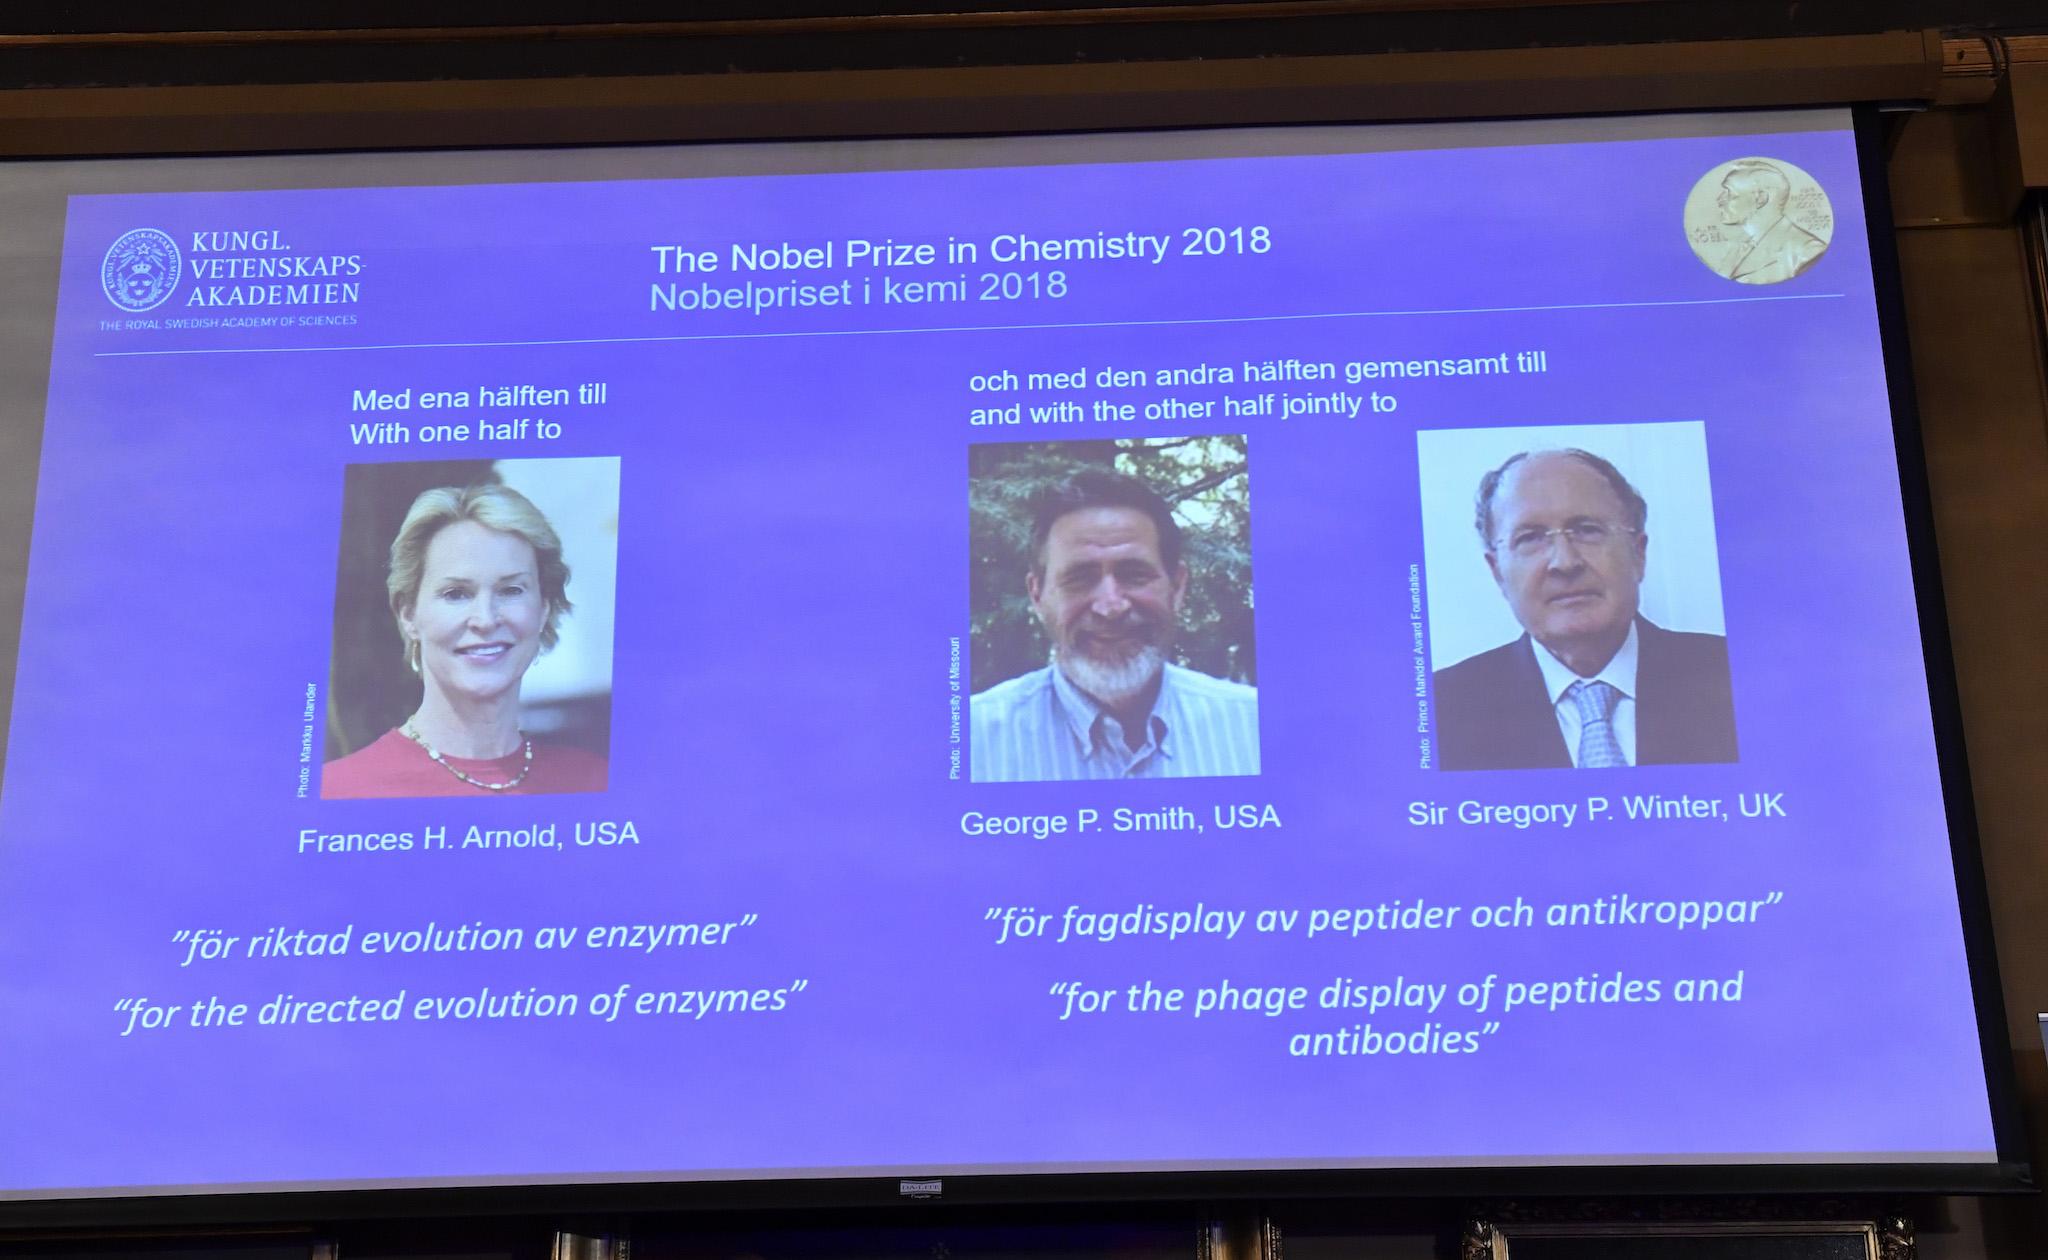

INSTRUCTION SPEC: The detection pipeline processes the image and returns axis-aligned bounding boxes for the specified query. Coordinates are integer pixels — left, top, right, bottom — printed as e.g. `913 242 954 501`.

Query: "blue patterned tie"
1567 679 1628 768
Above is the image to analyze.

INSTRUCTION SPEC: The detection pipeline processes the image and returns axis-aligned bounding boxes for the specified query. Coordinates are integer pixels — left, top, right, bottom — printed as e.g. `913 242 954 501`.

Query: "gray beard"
1057 644 1166 707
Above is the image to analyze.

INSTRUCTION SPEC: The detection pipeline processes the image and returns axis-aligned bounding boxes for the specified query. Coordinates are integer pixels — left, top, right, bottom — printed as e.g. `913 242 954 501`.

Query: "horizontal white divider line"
93 292 1848 358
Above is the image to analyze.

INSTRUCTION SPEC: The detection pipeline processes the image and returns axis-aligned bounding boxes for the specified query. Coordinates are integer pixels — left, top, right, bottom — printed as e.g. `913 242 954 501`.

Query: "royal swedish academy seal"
100 228 182 312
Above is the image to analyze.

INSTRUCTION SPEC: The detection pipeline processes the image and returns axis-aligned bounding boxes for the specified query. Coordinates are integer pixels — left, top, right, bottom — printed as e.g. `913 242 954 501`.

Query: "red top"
321 728 608 799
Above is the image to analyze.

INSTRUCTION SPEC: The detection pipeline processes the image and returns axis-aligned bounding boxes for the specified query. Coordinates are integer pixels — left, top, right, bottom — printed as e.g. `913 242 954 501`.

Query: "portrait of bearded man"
970 468 1260 782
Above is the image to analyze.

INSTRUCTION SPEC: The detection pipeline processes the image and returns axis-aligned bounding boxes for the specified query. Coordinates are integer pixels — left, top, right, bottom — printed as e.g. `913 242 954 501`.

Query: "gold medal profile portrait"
1684 156 1834 286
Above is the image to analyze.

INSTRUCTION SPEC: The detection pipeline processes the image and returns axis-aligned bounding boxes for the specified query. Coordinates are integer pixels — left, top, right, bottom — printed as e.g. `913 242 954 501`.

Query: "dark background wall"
1888 101 2048 1260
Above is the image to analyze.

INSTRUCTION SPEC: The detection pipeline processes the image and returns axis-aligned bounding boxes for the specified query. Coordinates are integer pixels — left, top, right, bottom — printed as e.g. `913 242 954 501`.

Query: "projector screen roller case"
0 108 2008 1201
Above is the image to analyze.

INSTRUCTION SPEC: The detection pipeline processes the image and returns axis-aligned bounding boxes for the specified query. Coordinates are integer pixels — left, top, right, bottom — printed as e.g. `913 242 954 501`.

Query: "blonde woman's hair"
387 482 572 671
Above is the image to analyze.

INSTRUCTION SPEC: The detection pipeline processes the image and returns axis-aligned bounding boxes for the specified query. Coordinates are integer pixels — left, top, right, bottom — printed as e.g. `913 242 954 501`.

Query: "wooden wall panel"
1897 200 2048 1260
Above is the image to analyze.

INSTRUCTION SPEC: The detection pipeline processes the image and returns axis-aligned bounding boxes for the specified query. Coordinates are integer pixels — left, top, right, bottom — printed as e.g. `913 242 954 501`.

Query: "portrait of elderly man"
971 467 1259 782
1709 158 1828 285
1432 448 1737 771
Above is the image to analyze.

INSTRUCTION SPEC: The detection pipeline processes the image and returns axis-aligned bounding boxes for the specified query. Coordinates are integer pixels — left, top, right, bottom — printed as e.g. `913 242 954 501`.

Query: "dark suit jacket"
1432 619 1737 770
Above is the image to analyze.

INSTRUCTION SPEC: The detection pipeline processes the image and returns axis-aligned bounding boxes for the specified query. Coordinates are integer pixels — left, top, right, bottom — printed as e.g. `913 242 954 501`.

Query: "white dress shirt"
1527 623 1638 767
970 661 1260 782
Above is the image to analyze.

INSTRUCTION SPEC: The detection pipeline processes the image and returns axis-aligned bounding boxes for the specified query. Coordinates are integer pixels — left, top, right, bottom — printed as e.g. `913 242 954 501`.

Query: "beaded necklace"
401 720 534 792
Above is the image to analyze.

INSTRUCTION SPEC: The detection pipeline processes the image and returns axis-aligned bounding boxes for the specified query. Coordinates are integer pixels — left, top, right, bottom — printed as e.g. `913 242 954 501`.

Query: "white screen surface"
0 108 2004 1201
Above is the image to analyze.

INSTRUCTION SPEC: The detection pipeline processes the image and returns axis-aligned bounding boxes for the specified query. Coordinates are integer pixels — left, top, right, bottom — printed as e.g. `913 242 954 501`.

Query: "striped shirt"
970 662 1261 782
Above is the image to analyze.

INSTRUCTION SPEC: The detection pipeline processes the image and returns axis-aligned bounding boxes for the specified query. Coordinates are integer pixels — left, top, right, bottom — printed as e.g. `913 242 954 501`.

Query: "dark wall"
0 3 2043 92
1888 105 2048 1260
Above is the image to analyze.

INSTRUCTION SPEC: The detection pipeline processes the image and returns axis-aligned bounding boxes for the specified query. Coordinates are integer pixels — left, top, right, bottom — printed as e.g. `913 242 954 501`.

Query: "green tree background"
969 436 1254 694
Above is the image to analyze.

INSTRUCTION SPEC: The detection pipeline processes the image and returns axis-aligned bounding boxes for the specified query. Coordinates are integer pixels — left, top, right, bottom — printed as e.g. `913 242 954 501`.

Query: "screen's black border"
1849 101 2034 1189
0 104 2029 1232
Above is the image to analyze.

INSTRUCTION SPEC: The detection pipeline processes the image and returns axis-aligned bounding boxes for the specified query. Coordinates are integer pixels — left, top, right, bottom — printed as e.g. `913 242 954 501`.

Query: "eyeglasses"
1493 520 1639 560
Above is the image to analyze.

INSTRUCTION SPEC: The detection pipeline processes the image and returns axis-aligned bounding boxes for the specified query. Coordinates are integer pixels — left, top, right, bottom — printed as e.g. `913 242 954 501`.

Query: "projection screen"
0 106 2019 1209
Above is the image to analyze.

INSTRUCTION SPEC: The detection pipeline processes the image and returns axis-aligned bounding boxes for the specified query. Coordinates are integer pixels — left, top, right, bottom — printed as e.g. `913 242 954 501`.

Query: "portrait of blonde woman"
323 473 612 799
